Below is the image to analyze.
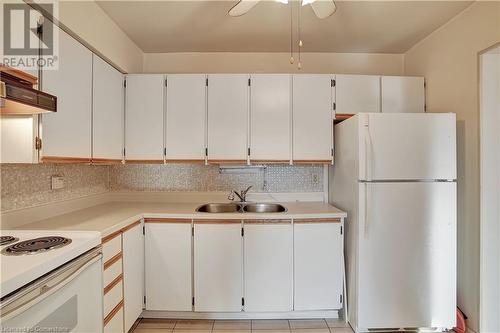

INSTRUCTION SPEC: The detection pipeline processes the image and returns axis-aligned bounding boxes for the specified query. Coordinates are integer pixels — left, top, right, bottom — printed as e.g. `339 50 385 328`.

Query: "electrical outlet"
312 174 319 185
51 176 64 190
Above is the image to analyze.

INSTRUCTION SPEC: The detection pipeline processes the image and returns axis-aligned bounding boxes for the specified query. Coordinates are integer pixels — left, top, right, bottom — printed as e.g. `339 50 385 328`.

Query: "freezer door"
358 113 456 181
357 182 456 330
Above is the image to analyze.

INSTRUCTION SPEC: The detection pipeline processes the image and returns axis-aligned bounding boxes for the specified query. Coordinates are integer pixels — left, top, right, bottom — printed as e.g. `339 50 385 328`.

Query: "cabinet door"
0 117 37 163
250 74 291 162
292 74 334 162
92 55 124 161
166 75 206 161
194 220 242 312
336 75 380 114
381 76 425 113
123 223 144 332
207 75 248 162
145 221 192 311
294 220 343 310
125 74 164 162
244 220 293 312
41 27 92 160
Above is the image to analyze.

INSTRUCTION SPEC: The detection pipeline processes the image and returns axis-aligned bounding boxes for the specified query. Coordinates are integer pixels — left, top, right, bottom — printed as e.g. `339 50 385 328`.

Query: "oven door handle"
0 248 102 321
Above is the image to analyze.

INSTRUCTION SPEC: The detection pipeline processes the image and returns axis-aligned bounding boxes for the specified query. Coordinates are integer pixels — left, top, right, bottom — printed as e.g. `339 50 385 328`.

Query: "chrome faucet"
228 186 253 202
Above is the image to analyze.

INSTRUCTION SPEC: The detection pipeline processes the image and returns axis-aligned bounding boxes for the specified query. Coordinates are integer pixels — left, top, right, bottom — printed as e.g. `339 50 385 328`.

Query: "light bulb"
299 40 303 47
298 62 302 70
290 56 294 64
275 0 288 4
302 0 316 5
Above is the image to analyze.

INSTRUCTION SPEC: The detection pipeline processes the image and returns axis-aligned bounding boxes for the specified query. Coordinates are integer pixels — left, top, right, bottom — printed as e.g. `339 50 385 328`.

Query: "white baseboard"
141 310 339 320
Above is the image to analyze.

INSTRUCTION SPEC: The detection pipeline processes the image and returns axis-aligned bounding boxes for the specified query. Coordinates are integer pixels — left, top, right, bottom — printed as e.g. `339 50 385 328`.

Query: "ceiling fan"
228 0 337 19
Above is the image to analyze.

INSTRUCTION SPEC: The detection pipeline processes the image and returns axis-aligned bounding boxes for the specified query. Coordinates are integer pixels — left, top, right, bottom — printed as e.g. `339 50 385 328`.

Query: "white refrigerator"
329 113 457 332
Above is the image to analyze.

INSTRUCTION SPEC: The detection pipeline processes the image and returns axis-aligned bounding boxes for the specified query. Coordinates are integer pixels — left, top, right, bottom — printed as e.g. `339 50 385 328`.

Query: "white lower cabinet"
294 220 344 310
194 220 243 312
145 220 192 311
123 223 144 332
104 306 124 333
243 220 293 312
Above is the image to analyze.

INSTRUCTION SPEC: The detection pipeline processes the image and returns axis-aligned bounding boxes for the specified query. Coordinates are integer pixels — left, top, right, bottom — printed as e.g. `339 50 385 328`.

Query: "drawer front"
104 279 123 317
103 234 122 263
104 258 123 287
104 303 124 333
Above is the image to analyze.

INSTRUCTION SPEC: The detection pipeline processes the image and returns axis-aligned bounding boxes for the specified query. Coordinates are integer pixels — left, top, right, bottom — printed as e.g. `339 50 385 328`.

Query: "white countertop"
15 201 347 237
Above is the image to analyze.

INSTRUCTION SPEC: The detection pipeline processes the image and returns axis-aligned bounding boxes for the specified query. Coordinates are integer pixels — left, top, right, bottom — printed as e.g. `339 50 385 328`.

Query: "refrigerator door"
358 113 456 181
357 181 456 330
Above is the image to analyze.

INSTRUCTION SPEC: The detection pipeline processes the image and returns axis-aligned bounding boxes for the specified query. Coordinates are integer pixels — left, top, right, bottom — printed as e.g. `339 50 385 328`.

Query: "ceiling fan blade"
228 0 260 17
310 0 337 19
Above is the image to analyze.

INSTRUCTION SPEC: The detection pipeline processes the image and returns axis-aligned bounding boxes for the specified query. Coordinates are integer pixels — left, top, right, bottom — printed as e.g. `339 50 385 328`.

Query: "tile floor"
132 318 353 333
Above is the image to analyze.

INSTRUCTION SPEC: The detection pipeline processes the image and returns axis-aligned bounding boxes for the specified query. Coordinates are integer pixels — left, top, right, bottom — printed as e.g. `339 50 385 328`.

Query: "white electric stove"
0 230 103 332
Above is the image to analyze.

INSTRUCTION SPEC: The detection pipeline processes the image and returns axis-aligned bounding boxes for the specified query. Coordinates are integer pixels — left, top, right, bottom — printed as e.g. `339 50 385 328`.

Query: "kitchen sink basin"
195 203 287 213
196 203 241 213
243 203 287 213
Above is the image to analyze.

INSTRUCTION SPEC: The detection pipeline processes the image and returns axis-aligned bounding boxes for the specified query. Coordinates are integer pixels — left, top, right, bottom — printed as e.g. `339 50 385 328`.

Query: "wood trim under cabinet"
294 218 342 224
207 160 247 165
121 220 141 232
103 300 124 326
293 160 332 165
334 113 354 124
124 159 164 164
41 156 92 164
92 158 123 165
104 274 123 295
165 159 205 164
244 219 291 225
250 160 290 164
102 230 122 244
104 252 123 270
144 218 192 224
194 219 241 224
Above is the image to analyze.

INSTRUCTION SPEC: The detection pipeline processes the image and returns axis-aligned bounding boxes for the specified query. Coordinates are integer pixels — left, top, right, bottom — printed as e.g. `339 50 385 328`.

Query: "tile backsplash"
0 164 324 212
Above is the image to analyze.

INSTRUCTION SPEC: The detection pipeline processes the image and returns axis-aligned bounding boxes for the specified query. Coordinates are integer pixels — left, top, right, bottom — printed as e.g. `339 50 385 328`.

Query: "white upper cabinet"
125 74 165 162
250 74 291 162
41 26 92 161
92 55 124 161
166 75 206 161
244 221 293 312
381 76 425 113
194 221 243 312
292 74 334 162
336 74 380 114
207 75 248 162
122 223 144 332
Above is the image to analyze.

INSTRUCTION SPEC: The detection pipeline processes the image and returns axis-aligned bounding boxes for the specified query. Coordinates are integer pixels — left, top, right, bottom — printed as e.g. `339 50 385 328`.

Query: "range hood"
0 68 57 115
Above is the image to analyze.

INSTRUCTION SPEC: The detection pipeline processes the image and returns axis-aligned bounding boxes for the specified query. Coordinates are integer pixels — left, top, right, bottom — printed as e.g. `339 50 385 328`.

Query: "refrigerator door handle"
363 115 373 182
364 182 370 238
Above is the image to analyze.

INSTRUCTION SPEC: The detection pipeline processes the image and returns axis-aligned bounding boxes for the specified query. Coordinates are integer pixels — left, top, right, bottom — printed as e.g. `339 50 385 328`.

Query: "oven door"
0 248 103 333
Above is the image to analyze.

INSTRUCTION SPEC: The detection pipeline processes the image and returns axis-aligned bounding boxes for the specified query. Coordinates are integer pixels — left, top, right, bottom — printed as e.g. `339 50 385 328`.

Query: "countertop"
16 201 347 238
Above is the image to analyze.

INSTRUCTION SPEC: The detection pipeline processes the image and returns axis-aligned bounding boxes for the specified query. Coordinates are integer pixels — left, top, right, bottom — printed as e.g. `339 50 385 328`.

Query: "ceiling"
96 0 472 53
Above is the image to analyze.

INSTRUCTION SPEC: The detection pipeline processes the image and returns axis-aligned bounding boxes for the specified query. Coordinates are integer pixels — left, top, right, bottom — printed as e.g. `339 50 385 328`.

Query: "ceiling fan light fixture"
302 0 316 6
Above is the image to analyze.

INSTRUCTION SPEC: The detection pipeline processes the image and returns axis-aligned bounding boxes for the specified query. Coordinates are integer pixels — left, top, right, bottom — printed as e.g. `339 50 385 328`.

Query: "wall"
57 1 143 73
142 52 404 75
404 2 500 332
0 164 108 212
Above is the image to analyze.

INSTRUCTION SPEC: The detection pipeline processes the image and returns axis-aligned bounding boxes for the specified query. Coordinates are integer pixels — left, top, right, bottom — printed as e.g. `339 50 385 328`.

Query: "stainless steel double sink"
196 203 287 213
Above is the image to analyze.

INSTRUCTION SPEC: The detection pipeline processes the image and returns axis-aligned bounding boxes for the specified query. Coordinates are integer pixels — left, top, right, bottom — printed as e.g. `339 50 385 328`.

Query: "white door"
336 75 380 114
250 74 291 162
244 220 293 312
42 27 92 160
357 182 456 329
194 220 242 312
125 74 165 161
207 75 248 162
358 113 457 181
166 75 206 161
292 74 334 162
145 221 192 311
122 223 144 332
294 221 343 310
92 55 124 161
381 76 425 113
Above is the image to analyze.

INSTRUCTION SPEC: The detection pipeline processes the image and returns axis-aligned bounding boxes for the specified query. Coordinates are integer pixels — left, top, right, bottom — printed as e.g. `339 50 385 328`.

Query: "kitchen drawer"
104 278 123 317
104 257 123 287
104 302 124 333
102 233 122 263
